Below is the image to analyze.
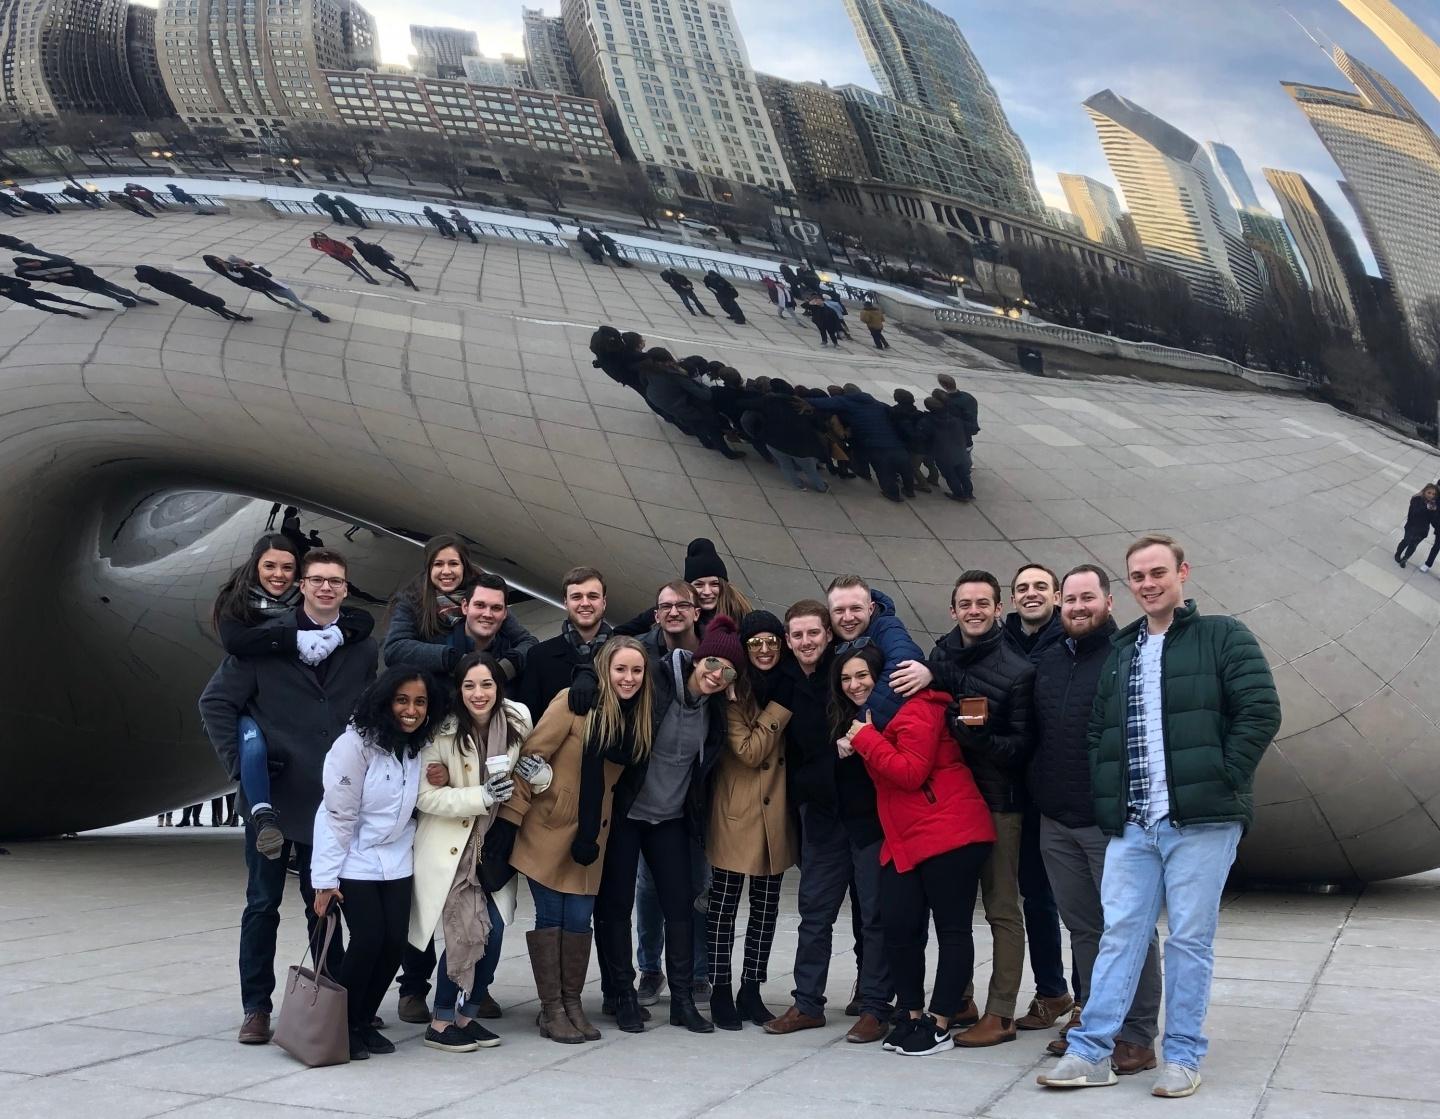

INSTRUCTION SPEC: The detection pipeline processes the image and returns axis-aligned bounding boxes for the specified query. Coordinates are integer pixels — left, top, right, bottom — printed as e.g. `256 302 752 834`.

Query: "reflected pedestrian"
1396 483 1439 569
347 237 417 289
0 275 99 317
449 209 479 244
332 195 368 229
703 270 745 324
61 184 104 209
204 255 331 322
14 189 60 214
15 256 158 308
134 265 253 321
309 232 379 284
659 269 711 316
313 192 348 225
422 206 456 239
108 191 156 218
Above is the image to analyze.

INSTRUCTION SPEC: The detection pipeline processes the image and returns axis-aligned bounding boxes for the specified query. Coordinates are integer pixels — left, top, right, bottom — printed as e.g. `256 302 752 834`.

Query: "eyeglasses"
656 601 696 614
745 635 780 650
302 575 348 589
701 657 738 683
833 635 874 658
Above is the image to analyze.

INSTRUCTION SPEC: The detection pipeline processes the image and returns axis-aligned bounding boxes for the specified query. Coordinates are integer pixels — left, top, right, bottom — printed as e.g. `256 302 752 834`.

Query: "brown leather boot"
559 930 601 1041
954 1012 1017 1047
951 996 980 1029
1048 1007 1081 1055
1060 1005 1082 1036
1017 993 1075 1030
1112 1040 1158 1075
237 1011 271 1044
527 928 584 1044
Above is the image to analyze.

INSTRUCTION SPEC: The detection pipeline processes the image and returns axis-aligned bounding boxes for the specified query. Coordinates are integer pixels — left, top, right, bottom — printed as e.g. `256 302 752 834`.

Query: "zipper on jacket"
921 779 936 805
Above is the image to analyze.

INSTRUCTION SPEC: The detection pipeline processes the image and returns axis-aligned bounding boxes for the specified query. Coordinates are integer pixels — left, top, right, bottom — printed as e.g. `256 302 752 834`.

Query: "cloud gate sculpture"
1 209 1438 885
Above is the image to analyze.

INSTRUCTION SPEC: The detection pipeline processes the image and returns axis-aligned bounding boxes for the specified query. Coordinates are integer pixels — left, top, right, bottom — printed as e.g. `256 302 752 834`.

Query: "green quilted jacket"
1087 601 1280 836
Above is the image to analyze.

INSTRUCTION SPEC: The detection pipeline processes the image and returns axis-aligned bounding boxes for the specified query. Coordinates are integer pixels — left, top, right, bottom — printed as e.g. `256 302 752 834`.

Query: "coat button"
464 764 472 772
449 847 458 855
461 820 470 828
763 797 771 805
778 758 785 766
761 761 770 770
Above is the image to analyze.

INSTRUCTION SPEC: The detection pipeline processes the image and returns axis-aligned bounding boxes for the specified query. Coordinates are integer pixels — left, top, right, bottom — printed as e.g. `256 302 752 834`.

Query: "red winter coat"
310 236 354 261
851 689 995 873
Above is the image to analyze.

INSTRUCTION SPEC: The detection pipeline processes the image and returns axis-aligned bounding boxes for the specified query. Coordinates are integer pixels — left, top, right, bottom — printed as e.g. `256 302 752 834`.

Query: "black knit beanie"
740 610 784 643
684 537 728 582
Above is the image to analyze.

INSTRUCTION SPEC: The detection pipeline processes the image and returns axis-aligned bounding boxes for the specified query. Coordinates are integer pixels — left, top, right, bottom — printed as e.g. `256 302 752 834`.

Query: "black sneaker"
348 1029 371 1060
361 1026 395 1054
897 1015 954 1056
637 972 665 1007
423 1024 479 1053
459 1020 501 1048
883 1016 920 1052
251 806 284 861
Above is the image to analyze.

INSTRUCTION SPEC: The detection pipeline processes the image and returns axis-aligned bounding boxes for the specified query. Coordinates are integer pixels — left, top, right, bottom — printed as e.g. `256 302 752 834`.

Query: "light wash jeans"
770 450 829 492
1065 819 1241 1071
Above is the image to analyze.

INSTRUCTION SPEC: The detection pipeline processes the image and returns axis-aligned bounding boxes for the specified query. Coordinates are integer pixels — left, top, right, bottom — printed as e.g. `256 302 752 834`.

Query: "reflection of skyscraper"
0 0 136 115
1337 0 1440 107
339 0 377 70
1284 48 1440 353
1205 142 1306 291
843 0 1042 217
1264 167 1369 337
757 75 872 198
523 8 582 96
409 25 479 79
1057 172 1127 249
1084 89 1263 310
1206 141 1264 211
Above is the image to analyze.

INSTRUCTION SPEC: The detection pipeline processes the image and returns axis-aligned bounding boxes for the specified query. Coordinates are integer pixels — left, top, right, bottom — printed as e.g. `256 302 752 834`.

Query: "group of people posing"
198 525 1279 1100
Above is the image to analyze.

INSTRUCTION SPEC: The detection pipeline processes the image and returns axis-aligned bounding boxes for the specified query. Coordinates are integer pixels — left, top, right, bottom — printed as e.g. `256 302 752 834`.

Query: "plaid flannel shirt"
1124 625 1158 826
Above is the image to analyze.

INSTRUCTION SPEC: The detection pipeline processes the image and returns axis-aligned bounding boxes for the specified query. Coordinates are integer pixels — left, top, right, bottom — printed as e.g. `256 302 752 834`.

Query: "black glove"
568 666 599 716
570 838 600 866
497 656 518 682
766 671 795 712
479 819 518 893
948 708 993 753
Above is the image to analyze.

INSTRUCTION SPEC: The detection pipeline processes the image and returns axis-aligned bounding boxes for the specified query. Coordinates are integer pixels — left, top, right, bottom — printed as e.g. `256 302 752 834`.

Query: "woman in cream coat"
409 652 551 1053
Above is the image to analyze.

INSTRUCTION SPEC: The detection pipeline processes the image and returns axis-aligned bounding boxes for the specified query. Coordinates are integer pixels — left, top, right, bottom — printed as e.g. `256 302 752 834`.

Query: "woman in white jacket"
311 666 443 1062
410 651 551 1053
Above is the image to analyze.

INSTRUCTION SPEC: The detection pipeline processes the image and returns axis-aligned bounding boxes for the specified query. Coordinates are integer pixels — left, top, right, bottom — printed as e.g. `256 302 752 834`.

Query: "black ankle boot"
669 992 714 1033
736 980 776 1026
708 983 742 1031
613 990 646 1034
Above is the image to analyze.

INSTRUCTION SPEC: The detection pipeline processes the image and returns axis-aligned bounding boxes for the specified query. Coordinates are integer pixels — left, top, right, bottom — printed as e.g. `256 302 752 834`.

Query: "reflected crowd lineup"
199 519 1280 1099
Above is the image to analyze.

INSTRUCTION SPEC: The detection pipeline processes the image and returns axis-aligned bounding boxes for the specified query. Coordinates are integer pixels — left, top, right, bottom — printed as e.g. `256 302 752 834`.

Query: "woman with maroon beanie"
830 643 995 1057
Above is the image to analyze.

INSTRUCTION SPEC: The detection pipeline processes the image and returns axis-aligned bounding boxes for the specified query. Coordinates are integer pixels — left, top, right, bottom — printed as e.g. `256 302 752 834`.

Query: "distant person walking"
596 231 631 267
124 183 167 211
13 189 60 214
576 227 607 265
331 195 368 228
703 271 746 324
108 191 156 218
859 299 890 349
204 256 330 322
313 192 348 225
310 232 379 284
802 297 842 347
422 206 457 239
61 184 105 209
449 209 479 243
134 266 252 321
0 275 98 317
166 184 213 213
762 275 794 319
659 269 711 317
14 256 158 308
1396 483 1440 569
347 237 417 289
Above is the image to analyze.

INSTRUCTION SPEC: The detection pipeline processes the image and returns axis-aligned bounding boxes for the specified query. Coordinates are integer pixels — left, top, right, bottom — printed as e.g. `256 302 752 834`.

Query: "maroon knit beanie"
695 614 743 668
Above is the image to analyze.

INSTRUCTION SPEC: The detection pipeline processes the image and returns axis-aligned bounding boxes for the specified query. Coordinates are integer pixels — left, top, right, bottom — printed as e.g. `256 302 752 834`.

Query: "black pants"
595 815 697 998
459 227 479 243
870 447 912 500
1019 806 1068 998
816 323 841 345
338 257 376 283
717 295 746 324
322 207 348 225
880 843 991 1017
398 937 437 999
1397 532 1437 565
337 877 413 1031
76 278 143 304
675 289 711 316
869 327 889 349
706 868 782 986
375 262 415 288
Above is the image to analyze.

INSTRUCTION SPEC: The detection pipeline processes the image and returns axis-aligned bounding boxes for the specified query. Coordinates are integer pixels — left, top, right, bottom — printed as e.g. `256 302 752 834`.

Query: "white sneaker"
1151 1063 1202 1098
1037 1053 1117 1088
1422 565 1432 573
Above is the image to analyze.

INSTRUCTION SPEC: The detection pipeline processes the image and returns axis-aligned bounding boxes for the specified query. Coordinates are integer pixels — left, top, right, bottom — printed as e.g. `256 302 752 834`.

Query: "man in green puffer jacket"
1039 534 1279 1101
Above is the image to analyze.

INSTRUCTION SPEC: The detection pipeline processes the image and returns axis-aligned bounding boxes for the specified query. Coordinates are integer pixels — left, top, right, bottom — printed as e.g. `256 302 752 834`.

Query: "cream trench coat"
407 701 550 950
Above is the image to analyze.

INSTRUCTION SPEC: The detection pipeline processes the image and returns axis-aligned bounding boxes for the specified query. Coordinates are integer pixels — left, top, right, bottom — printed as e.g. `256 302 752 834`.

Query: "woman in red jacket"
831 644 995 1057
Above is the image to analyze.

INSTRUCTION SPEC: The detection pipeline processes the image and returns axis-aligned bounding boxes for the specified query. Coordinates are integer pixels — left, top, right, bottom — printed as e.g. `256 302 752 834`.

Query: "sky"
362 0 1440 274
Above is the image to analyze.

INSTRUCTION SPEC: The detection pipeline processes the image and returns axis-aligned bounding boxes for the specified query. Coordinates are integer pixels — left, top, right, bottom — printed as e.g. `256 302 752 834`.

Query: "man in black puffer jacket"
1030 564 1159 1074
925 570 1035 1049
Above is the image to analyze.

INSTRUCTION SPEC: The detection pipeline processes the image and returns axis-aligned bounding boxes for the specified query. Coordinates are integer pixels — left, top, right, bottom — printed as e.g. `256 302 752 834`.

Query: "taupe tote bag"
273 911 349 1067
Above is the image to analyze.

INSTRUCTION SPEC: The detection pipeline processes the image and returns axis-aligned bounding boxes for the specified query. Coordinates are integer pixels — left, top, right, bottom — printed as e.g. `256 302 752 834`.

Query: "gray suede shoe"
1151 1063 1202 1098
1037 1054 1118 1089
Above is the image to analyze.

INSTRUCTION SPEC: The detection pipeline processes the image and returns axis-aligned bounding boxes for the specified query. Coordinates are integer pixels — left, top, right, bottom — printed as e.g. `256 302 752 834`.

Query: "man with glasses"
201 548 378 1047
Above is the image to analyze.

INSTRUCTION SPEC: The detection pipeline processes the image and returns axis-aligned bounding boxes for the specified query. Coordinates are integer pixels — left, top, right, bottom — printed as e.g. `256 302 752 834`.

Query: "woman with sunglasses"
705 611 798 1030
592 618 739 1034
829 644 995 1057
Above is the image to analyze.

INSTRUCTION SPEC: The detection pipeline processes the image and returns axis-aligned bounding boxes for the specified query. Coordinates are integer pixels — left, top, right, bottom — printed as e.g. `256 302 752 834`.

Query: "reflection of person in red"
308 232 378 284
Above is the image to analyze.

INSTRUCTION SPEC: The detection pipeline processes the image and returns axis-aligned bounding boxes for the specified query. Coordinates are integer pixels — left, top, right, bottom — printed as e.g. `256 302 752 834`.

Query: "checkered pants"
706 868 783 987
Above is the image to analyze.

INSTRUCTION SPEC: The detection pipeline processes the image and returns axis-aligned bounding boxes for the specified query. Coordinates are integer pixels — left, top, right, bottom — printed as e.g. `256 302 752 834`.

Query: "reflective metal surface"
0 209 1436 882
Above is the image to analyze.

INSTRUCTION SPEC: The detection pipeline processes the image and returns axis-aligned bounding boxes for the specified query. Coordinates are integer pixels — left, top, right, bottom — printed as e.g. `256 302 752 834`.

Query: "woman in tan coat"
507 636 654 1044
705 611 798 1031
409 652 550 1053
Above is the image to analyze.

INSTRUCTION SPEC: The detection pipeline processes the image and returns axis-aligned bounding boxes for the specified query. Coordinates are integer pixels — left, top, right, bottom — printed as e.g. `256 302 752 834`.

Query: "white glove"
515 755 546 783
297 625 343 666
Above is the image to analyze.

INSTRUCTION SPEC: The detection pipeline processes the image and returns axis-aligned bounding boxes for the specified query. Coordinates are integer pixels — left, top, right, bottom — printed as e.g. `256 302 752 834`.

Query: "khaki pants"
965 810 1025 1018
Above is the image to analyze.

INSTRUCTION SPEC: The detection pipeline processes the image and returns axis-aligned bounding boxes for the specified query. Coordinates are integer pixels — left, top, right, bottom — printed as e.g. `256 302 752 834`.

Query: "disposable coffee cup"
485 755 510 778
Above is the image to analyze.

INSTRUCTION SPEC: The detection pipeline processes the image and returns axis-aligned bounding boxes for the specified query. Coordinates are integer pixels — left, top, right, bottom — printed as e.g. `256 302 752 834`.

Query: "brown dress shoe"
1059 1005 1082 1036
1112 1040 1158 1075
397 994 431 1024
1046 1036 1069 1056
762 1005 825 1035
951 996 980 1029
845 1012 887 1044
1017 993 1075 1030
954 1012 1017 1048
237 1011 272 1044
472 993 502 1020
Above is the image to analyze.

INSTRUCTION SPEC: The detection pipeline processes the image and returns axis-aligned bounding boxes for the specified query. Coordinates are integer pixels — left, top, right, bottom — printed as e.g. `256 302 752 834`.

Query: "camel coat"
509 691 625 896
408 701 549 950
707 701 797 877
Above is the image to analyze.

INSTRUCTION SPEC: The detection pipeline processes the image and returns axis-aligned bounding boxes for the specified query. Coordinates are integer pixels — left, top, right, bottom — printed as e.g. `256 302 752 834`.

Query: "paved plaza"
0 826 1436 1118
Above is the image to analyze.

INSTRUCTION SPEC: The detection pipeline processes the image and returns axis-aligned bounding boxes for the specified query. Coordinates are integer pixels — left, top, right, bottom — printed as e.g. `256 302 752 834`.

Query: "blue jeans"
433 896 503 1021
770 450 829 492
1067 819 1242 1071
237 715 271 808
529 878 595 934
636 840 709 981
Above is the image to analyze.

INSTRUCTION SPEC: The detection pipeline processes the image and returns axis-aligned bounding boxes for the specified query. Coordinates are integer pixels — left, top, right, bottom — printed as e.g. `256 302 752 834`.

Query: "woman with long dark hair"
210 532 374 858
506 637 654 1043
311 667 445 1061
410 652 550 1053
829 644 995 1057
382 534 535 677
705 611 797 1029
685 538 753 629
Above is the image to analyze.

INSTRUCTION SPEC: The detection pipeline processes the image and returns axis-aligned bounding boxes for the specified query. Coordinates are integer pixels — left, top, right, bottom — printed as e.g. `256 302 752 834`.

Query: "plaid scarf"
247 584 299 619
1124 626 1152 827
563 618 612 660
435 592 465 629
